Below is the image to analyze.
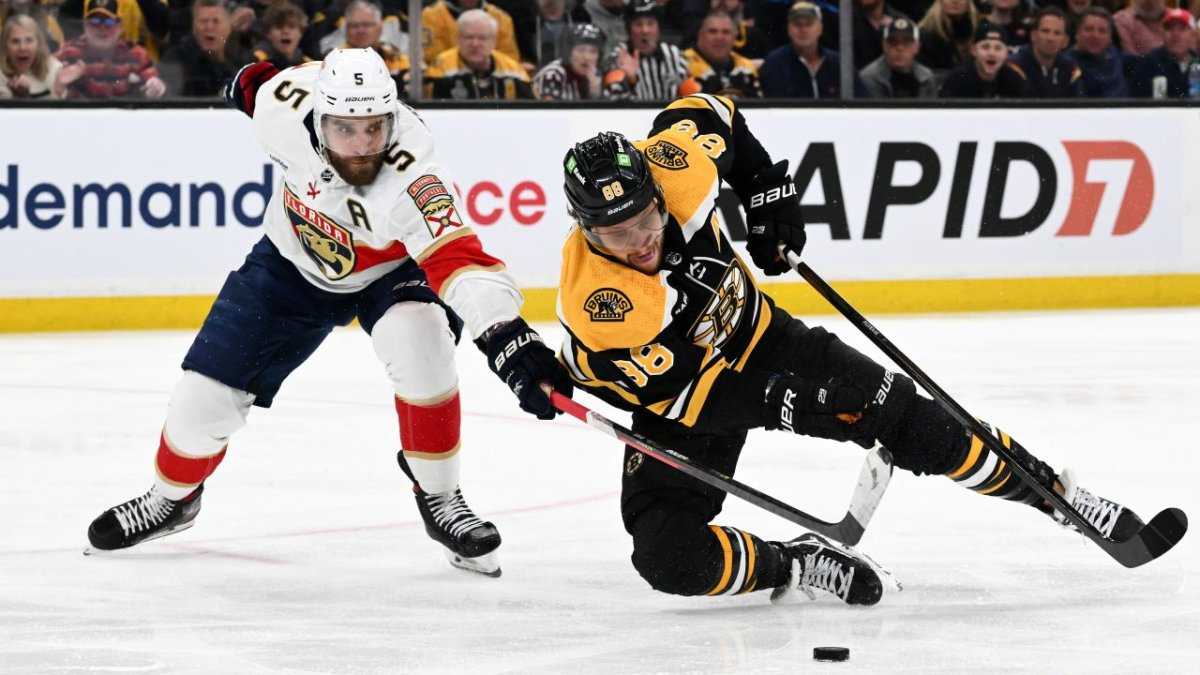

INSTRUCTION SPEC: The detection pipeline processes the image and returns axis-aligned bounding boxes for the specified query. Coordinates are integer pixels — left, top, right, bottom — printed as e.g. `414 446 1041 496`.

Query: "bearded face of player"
585 199 667 275
321 113 392 186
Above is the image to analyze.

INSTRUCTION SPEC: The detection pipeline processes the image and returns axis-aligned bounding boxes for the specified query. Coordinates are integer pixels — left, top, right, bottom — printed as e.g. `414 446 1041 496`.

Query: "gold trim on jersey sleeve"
437 263 510 297
413 226 476 263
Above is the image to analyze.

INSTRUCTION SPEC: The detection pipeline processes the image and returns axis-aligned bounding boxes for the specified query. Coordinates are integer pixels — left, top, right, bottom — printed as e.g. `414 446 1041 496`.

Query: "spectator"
583 0 627 50
917 0 979 76
852 0 909 70
1065 6 1127 97
1114 0 1166 55
1 0 64 52
985 0 1034 47
308 0 408 57
1062 0 1095 44
159 0 251 96
683 9 762 96
532 0 592 66
1129 7 1197 97
704 0 770 60
859 16 938 97
602 0 691 100
252 2 313 70
422 0 519 66
939 20 1031 97
533 20 603 97
759 1 868 98
0 14 60 97
54 0 165 98
55 0 171 60
1006 7 1082 97
425 8 534 98
333 0 409 87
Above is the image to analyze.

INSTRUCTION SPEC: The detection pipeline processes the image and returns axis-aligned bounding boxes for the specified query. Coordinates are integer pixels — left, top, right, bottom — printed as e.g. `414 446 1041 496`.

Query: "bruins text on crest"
284 186 355 280
584 288 634 322
644 140 689 171
408 174 463 237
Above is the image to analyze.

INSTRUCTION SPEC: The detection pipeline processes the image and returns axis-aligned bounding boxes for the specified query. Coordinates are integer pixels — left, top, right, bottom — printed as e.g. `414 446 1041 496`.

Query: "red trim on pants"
155 434 227 486
395 393 460 453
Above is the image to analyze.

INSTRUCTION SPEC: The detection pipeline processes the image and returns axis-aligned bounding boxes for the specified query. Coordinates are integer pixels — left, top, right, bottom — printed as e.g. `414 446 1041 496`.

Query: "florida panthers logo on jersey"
408 174 463 238
584 288 634 322
284 187 355 280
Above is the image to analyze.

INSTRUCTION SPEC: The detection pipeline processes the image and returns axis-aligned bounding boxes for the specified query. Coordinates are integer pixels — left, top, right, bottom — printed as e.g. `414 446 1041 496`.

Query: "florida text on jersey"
250 61 521 335
557 94 774 427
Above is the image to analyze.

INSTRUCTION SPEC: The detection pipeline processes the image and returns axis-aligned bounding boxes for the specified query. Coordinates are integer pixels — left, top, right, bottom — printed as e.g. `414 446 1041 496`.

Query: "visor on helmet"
581 198 667 250
319 112 396 157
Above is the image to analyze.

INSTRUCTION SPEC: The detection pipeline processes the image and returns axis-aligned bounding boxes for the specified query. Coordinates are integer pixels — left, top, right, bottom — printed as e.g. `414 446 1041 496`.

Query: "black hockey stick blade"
551 391 892 546
783 249 1188 567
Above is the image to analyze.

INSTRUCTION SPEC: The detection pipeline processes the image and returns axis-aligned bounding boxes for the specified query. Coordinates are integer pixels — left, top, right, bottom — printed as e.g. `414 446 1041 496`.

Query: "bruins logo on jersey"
625 451 644 476
408 174 463 237
284 187 355 280
584 288 634 321
690 261 748 350
644 140 689 171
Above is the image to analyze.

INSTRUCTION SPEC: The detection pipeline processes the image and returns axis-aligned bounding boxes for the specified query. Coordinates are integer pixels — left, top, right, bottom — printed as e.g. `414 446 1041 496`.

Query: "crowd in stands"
1 0 1197 99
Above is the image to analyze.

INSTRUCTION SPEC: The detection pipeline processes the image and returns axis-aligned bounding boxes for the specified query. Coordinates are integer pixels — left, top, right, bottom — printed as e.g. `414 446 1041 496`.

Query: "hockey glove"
480 318 574 420
742 161 805 276
223 61 279 118
762 374 867 442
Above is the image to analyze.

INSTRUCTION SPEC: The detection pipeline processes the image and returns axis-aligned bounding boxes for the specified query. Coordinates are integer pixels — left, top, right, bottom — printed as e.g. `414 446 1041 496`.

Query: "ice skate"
1050 468 1144 541
412 484 502 577
770 533 896 606
85 484 204 554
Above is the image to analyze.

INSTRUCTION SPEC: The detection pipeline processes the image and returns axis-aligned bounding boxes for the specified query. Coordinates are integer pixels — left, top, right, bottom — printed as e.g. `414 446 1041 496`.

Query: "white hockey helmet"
313 48 401 157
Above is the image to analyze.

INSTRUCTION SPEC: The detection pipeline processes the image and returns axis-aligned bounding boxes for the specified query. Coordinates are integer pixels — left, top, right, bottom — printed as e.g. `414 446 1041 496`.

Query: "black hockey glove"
742 161 805 276
762 373 867 442
479 318 574 420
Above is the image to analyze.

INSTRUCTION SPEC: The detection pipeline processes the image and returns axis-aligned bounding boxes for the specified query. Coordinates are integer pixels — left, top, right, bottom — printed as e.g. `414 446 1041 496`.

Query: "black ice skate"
769 533 895 606
85 484 204 553
412 484 502 577
1050 468 1144 541
398 453 501 577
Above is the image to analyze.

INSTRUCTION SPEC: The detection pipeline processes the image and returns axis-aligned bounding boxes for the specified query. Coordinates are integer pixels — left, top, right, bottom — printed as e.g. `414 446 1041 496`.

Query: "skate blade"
443 548 501 578
82 520 197 556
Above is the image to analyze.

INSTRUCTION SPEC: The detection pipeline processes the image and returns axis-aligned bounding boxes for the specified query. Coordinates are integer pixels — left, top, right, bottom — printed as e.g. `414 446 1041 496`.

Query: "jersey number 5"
614 344 674 387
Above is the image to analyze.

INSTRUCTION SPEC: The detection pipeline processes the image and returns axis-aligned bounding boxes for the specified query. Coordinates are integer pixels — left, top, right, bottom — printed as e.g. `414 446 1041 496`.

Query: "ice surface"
1 310 1197 674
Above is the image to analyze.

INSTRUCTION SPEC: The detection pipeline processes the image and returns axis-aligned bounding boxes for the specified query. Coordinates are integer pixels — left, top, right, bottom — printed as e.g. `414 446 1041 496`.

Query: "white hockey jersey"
249 61 523 338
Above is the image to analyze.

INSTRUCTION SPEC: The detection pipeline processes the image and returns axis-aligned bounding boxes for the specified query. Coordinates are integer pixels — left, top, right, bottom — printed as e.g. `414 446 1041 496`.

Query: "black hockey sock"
704 526 787 595
943 422 1056 508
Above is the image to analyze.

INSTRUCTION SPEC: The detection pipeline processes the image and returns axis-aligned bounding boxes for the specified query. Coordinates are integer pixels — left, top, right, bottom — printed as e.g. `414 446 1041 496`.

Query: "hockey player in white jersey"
85 48 572 577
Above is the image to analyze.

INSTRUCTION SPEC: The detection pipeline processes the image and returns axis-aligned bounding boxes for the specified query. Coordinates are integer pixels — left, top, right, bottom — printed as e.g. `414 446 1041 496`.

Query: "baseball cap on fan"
85 0 120 19
1162 8 1195 29
883 17 918 43
788 1 821 22
973 21 1008 44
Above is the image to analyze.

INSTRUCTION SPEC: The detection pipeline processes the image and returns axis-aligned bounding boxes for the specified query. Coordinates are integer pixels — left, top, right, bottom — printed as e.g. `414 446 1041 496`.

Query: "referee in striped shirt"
602 0 694 100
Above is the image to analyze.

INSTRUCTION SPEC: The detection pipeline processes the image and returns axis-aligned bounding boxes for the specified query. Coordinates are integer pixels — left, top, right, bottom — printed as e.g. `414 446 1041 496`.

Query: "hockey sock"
155 431 226 500
395 392 461 495
703 526 778 595
944 422 1056 508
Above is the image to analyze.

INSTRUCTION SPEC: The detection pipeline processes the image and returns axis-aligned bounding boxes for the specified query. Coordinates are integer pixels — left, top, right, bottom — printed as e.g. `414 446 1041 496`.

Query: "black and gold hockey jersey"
557 94 776 427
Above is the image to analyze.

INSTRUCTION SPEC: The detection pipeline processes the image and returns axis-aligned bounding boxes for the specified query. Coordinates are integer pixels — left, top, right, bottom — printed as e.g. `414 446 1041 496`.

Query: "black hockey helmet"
567 23 605 50
625 0 663 25
563 131 658 229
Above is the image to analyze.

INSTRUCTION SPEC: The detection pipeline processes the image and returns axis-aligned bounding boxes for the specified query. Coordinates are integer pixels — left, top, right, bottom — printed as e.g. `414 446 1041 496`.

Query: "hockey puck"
813 647 850 662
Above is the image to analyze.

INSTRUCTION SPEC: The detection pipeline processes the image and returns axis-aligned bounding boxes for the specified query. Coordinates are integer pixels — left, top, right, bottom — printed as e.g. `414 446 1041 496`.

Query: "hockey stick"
782 250 1188 568
550 391 893 546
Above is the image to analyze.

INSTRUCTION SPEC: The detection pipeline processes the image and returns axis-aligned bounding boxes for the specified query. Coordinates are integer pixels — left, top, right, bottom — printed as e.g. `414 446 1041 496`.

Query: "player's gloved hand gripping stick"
550 391 893 546
782 247 1188 568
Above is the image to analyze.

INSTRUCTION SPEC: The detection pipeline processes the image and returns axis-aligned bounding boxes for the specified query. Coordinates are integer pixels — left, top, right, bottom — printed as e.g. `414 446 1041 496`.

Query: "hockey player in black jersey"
554 93 1144 604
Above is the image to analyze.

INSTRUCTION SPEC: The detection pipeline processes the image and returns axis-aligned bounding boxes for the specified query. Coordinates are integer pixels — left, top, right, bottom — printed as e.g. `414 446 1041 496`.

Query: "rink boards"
1 105 1198 332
